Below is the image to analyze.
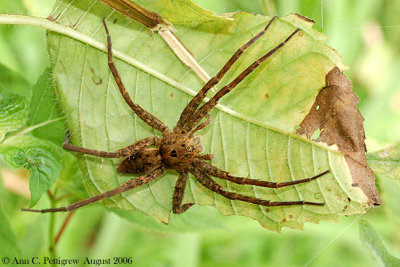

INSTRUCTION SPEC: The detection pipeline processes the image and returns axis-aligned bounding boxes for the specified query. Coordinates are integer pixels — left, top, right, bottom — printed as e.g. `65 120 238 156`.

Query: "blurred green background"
1 0 400 266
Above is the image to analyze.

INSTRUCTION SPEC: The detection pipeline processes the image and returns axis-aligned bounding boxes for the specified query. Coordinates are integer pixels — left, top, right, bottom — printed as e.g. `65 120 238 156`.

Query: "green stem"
15 117 65 136
1 116 65 143
258 0 277 16
47 191 57 266
0 15 104 50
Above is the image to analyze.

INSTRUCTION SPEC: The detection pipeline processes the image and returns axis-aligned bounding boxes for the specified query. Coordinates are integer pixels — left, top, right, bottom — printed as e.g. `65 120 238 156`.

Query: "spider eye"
170 150 177 157
183 144 193 152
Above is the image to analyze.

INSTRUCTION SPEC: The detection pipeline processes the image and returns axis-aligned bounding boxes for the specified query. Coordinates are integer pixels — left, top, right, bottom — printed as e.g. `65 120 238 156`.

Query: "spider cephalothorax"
159 133 203 171
23 16 329 214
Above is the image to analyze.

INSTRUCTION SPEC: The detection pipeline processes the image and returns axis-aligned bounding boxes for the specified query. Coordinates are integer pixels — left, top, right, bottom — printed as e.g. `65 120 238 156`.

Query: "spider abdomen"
117 148 161 174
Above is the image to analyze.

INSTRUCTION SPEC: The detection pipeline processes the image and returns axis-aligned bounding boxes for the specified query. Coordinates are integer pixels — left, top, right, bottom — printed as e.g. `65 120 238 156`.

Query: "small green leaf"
367 143 400 182
28 67 66 144
0 135 63 206
0 93 28 141
359 219 400 266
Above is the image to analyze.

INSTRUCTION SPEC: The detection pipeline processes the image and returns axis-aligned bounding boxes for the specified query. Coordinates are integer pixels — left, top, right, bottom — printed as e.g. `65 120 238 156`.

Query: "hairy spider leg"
193 159 329 188
190 167 324 207
102 19 170 135
172 171 194 214
62 130 159 158
196 154 214 161
174 16 278 132
187 114 211 137
22 168 165 213
183 28 301 133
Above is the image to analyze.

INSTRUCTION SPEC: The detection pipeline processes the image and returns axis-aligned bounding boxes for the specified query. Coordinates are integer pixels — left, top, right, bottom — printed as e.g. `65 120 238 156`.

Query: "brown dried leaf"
297 67 381 205
96 0 171 30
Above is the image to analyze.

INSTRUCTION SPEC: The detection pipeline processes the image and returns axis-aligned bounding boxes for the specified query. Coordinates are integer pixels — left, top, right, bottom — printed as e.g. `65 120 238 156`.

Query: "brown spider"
23 16 329 214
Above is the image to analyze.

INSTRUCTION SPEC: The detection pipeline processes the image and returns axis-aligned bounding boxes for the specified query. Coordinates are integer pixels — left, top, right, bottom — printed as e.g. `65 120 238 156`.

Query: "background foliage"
0 0 399 266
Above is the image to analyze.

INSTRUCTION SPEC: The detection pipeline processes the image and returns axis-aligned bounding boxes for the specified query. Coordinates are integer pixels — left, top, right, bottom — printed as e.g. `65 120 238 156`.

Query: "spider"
23 16 329 214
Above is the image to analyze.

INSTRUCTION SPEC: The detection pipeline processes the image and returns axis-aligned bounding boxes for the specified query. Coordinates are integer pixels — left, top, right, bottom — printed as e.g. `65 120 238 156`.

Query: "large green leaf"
48 0 369 231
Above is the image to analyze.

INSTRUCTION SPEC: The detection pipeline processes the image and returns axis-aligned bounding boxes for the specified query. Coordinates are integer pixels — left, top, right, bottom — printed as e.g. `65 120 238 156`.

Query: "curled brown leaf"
297 67 381 205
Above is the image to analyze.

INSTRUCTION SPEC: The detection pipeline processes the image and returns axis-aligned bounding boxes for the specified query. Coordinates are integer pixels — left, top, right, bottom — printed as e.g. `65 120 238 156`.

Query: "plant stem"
47 189 75 263
54 212 75 245
47 191 57 267
259 0 277 16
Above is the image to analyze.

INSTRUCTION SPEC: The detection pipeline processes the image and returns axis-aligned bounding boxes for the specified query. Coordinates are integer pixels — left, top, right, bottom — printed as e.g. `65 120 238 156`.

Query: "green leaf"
0 135 63 206
359 219 400 266
47 0 369 231
367 143 400 182
28 67 66 144
0 93 27 141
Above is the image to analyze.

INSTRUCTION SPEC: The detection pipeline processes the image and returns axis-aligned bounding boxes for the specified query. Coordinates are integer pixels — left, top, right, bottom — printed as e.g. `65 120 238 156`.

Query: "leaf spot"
90 67 103 85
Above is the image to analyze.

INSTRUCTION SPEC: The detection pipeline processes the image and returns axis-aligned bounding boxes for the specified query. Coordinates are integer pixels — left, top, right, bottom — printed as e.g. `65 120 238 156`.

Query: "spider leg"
63 130 159 158
172 171 194 214
183 28 301 132
190 167 324 207
22 168 165 213
102 19 170 135
174 16 278 132
197 154 214 161
187 114 211 137
193 159 329 188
